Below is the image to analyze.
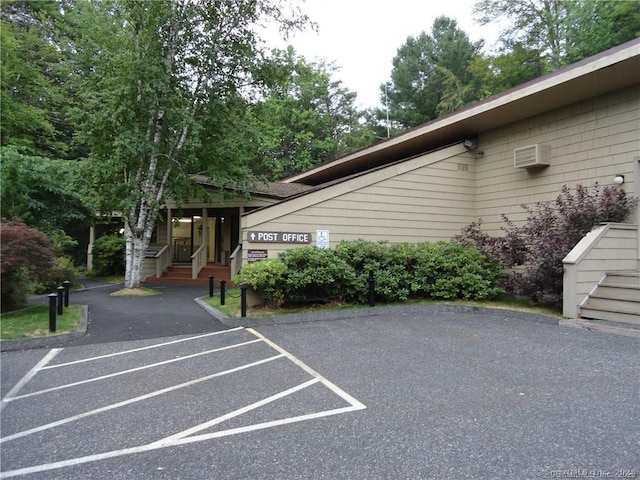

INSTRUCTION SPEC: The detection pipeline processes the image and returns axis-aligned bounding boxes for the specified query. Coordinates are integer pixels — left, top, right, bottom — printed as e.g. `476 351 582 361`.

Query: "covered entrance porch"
144 207 241 285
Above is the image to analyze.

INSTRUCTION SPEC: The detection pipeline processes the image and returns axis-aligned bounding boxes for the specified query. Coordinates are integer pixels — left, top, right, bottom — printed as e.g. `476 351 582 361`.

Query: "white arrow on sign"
250 232 256 240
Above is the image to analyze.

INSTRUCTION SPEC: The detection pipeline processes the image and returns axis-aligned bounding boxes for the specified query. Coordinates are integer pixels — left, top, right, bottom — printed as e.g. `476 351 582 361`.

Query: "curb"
0 305 89 352
194 297 229 323
192 298 562 329
559 318 640 338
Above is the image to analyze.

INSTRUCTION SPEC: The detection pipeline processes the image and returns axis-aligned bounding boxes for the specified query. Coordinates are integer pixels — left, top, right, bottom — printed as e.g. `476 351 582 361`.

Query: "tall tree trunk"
123 163 170 289
124 205 158 289
124 219 157 288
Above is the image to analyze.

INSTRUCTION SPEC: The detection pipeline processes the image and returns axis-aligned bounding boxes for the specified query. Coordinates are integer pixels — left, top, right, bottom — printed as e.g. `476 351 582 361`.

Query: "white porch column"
202 208 208 262
87 225 96 270
167 207 172 260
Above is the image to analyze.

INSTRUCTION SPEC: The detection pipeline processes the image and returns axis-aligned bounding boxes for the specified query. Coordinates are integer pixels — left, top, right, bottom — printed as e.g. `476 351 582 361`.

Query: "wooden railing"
562 223 638 318
155 245 171 278
191 244 207 279
230 243 242 277
141 244 171 281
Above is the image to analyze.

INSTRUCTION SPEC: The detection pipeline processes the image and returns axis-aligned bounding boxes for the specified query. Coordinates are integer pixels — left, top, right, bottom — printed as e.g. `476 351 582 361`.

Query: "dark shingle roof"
190 174 313 199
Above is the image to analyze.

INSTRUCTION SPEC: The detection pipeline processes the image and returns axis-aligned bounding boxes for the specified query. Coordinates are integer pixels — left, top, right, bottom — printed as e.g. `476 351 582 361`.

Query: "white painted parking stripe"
0 384 363 479
247 328 367 409
1 349 61 411
42 328 244 369
151 378 321 446
172 405 365 444
0 441 164 478
0 353 286 444
5 339 261 402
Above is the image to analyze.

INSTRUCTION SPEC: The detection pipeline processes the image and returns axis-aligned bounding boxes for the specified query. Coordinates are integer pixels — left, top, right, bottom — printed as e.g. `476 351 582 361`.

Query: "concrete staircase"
145 264 233 286
579 271 640 326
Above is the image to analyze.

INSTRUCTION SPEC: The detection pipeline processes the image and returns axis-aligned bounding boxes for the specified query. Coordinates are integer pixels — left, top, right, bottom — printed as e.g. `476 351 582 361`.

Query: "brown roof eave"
284 39 640 186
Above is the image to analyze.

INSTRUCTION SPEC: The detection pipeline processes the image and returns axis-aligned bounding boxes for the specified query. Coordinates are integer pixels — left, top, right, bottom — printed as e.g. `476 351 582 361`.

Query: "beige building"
132 39 640 323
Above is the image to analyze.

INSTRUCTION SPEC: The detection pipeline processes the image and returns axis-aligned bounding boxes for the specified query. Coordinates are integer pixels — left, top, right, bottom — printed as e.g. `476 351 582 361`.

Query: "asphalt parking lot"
1 298 639 479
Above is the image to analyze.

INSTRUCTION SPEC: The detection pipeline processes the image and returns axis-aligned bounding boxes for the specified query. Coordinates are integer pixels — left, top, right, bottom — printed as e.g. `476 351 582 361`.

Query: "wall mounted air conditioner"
514 144 550 168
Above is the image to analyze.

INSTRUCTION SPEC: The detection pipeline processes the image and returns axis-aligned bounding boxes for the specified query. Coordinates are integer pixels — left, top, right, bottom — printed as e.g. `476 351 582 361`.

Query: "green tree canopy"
247 47 365 180
0 148 93 237
564 0 640 64
66 0 310 288
468 43 545 98
473 0 640 72
0 0 78 158
376 16 482 130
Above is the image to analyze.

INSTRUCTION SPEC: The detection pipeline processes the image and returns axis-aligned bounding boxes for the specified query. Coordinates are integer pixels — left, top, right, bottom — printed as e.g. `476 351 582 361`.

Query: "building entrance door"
171 216 204 263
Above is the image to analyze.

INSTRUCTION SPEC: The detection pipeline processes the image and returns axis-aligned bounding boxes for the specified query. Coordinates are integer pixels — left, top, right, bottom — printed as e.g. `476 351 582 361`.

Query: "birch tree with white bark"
70 0 310 288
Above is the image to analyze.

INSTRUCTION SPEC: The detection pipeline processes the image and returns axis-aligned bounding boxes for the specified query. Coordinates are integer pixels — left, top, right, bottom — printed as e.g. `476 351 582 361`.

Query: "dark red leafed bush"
1 220 55 309
454 183 638 306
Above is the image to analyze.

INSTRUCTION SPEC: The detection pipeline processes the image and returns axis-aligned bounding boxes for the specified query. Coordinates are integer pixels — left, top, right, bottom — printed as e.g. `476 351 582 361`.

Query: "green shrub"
337 240 502 303
374 243 417 302
234 240 504 309
335 239 387 302
411 242 503 300
334 239 387 272
92 234 125 276
279 246 358 303
33 255 78 293
233 259 287 307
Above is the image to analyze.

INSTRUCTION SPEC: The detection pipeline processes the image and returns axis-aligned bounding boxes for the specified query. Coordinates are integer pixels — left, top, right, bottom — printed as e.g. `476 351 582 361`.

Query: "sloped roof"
283 39 640 187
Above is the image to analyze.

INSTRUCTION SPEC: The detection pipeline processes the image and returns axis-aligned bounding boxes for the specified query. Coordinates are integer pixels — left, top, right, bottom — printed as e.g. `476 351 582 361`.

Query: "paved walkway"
2 281 227 351
70 281 228 346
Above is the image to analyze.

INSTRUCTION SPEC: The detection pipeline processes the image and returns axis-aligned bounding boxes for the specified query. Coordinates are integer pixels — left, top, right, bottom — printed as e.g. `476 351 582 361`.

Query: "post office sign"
247 231 311 244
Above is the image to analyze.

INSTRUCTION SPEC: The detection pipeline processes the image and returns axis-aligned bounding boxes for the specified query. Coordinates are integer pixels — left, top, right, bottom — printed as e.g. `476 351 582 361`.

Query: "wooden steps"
145 264 233 286
579 271 640 326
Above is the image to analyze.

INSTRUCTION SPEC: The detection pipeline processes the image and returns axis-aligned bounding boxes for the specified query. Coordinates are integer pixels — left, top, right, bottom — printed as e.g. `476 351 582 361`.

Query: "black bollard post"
63 280 71 307
220 280 226 306
240 286 247 317
209 275 214 298
57 286 65 315
368 271 375 307
48 293 57 332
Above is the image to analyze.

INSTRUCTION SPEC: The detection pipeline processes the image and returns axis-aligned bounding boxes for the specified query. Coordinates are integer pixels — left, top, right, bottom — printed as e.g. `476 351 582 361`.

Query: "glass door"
172 216 201 262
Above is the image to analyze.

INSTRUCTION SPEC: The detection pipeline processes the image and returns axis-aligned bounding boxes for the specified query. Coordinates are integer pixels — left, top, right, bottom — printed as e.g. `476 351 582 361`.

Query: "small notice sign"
247 231 311 244
247 249 268 262
316 230 330 249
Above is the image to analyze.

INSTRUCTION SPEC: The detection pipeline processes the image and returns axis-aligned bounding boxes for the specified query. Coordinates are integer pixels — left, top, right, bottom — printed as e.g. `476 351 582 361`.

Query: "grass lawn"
200 288 359 318
200 289 562 319
1 304 83 340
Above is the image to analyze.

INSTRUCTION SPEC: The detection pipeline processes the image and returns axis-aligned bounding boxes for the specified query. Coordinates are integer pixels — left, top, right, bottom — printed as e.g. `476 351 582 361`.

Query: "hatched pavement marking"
0 327 366 479
3 338 262 403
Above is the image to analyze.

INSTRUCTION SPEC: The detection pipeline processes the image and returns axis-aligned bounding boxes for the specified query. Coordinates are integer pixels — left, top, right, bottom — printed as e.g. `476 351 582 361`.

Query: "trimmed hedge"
234 240 503 307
